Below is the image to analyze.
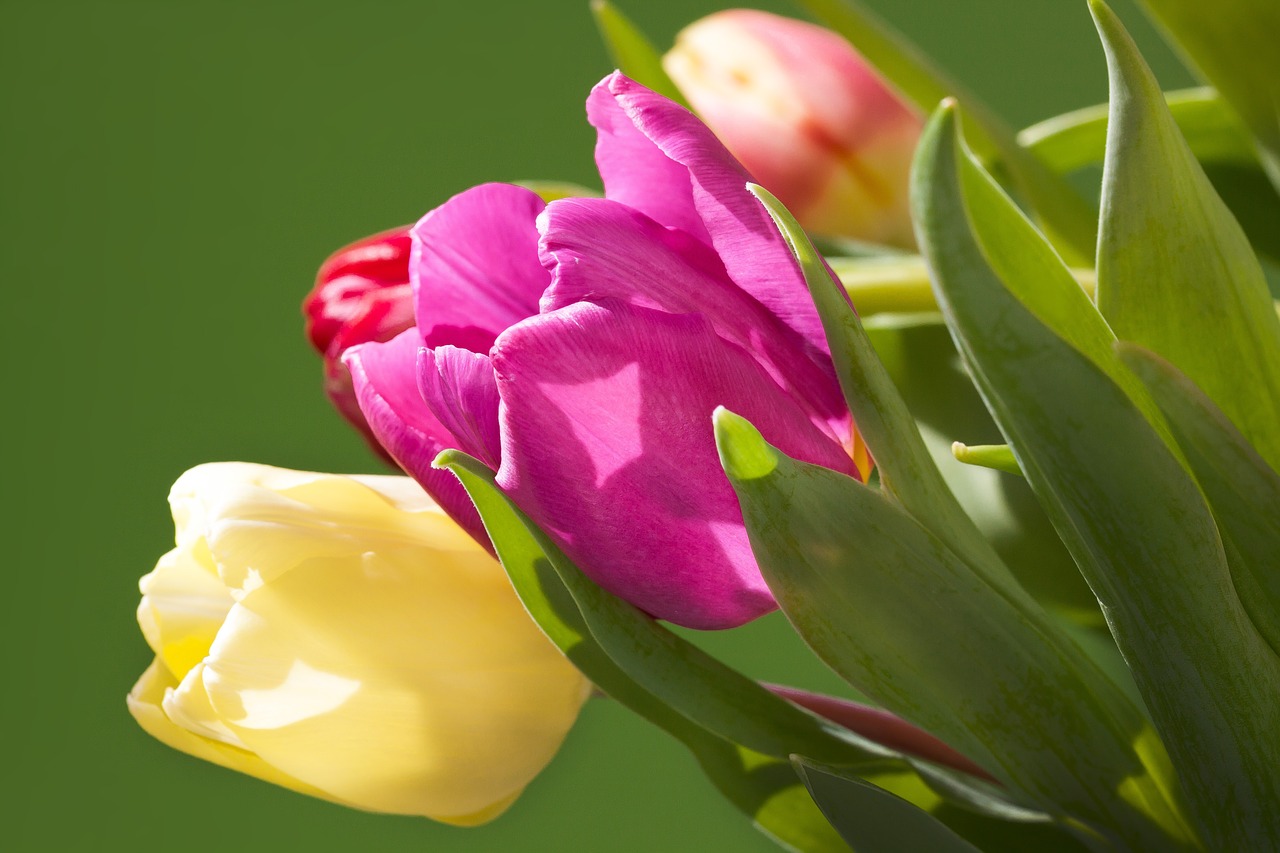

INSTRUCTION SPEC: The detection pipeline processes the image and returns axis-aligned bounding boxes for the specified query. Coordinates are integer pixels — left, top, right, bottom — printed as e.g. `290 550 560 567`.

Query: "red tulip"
303 227 415 453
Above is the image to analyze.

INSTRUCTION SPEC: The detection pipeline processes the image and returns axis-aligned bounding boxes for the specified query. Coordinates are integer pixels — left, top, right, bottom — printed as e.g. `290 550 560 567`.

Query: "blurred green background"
4 1 1191 849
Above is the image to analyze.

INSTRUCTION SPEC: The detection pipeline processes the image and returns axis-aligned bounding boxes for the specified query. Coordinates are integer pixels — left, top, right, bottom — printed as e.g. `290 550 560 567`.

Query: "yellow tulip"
128 462 590 825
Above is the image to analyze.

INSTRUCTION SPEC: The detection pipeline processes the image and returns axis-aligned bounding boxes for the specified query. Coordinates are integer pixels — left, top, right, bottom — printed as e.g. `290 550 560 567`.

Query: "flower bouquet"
127 0 1280 849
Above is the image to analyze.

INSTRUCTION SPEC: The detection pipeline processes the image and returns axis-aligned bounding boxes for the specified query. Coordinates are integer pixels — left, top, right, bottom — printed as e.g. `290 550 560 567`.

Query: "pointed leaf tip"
714 408 777 482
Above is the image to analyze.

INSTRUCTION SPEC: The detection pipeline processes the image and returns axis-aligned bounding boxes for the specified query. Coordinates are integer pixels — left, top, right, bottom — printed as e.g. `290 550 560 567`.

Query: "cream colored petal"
201 544 589 823
162 661 246 748
126 659 343 807
137 548 234 681
173 463 480 593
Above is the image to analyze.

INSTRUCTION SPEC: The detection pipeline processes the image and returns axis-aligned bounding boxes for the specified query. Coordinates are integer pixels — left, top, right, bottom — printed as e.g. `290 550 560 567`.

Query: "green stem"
829 255 1097 316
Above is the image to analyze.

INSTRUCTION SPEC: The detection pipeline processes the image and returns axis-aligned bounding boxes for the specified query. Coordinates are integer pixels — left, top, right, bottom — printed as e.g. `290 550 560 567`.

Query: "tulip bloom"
344 73 869 630
303 227 416 447
128 463 590 824
663 10 921 247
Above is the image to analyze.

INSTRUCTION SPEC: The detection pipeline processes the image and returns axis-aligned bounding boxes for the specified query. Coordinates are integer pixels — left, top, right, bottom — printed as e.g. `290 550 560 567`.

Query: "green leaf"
793 758 981 852
1093 0 1280 472
435 453 891 770
1019 88 1257 173
589 0 688 108
1018 89 1280 266
1118 343 1280 657
915 99 1280 850
750 184 1023 604
435 449 849 852
1132 0 1280 191
796 0 1097 263
861 317 1100 623
715 410 1184 851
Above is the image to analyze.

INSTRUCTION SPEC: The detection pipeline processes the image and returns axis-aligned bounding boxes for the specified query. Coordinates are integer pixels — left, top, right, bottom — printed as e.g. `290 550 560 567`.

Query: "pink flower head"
343 74 870 629
664 10 922 247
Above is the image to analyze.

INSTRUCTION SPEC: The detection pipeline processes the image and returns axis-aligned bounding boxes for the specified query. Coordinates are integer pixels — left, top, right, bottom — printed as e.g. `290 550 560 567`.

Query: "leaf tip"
713 407 778 482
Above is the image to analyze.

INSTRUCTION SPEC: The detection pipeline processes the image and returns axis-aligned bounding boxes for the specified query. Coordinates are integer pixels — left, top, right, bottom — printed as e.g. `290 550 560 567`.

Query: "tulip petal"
137 547 233 681
417 346 502 470
538 196 851 447
492 299 854 629
344 330 486 542
411 182 549 352
127 659 342 806
198 542 589 822
588 73 824 351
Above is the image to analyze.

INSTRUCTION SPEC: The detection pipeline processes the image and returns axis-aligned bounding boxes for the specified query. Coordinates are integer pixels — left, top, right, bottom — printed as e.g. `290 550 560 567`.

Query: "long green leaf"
589 0 688 107
436 453 894 769
915 99 1280 850
1093 0 1280 471
715 410 1184 852
1132 0 1280 190
796 0 1097 263
1118 344 1280 657
750 185 1023 603
860 316 1101 622
437 449 849 852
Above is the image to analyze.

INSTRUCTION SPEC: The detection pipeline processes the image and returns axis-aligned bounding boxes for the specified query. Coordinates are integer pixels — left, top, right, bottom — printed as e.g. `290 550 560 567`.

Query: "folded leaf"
750 185 1021 603
437 449 849 852
1132 0 1280 191
1093 0 1280 471
915 99 1280 850
715 410 1182 851
1118 343 1280 657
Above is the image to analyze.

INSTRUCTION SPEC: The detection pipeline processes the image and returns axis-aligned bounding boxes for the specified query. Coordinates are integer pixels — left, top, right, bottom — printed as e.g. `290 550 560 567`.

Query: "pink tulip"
342 74 870 629
303 227 415 452
664 10 921 247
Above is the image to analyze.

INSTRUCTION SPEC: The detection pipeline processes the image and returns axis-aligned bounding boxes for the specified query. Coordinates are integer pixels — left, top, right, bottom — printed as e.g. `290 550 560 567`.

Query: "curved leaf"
1132 0 1280 190
1118 343 1280 657
715 410 1182 852
1093 0 1280 471
915 99 1280 850
437 449 849 851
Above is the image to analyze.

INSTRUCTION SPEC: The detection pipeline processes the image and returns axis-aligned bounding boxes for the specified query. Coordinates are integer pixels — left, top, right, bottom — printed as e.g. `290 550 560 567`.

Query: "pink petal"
411 183 549 353
538 197 852 449
492 300 855 629
417 346 502 470
588 73 825 352
343 330 487 544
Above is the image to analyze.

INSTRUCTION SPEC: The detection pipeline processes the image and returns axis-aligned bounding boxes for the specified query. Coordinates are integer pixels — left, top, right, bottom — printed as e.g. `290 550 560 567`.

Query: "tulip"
303 227 415 451
127 462 590 824
663 10 922 248
343 73 870 630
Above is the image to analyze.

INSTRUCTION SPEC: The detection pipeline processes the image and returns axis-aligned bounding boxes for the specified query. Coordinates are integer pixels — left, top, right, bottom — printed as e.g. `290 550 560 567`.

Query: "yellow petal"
126 659 343 806
201 542 589 822
137 548 233 681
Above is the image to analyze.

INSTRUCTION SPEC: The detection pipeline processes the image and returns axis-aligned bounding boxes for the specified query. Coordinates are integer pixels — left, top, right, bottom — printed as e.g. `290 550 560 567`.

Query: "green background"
4 1 1190 850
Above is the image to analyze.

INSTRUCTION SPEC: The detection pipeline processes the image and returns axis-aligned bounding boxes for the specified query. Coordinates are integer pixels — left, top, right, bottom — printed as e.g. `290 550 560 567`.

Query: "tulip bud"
127 463 590 824
663 10 921 247
303 228 415 450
